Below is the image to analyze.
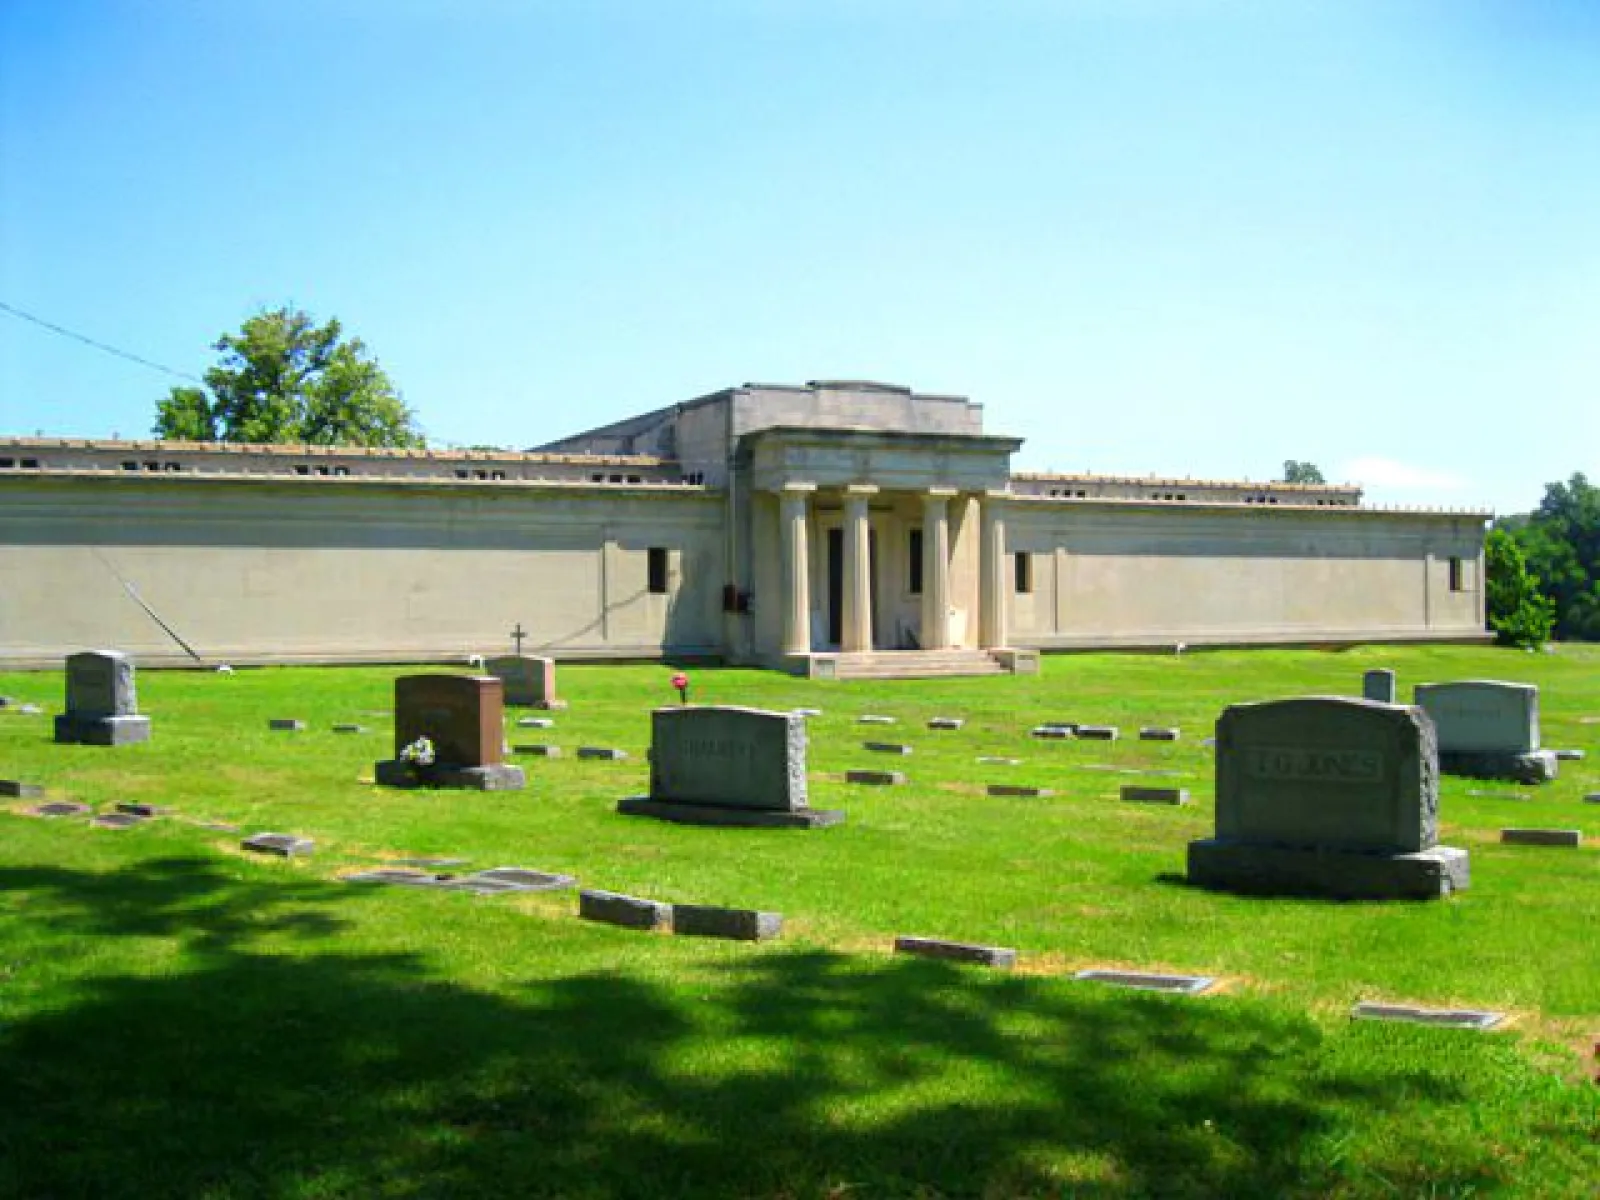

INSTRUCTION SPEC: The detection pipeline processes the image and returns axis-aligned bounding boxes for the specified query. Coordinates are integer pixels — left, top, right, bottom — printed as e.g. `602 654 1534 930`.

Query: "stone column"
978 493 1009 649
921 489 954 651
779 484 815 655
841 485 877 653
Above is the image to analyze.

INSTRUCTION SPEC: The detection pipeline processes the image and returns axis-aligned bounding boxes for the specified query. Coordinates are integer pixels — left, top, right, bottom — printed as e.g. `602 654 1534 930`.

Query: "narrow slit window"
647 547 669 594
1014 552 1033 594
908 529 923 595
1449 557 1466 592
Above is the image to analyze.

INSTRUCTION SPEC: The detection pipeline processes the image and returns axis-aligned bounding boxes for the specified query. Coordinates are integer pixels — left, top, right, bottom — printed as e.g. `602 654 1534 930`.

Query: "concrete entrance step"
814 650 1009 680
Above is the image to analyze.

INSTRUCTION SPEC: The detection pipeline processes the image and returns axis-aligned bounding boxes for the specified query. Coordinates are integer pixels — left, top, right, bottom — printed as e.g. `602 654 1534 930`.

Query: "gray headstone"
1031 726 1072 740
1554 748 1585 761
1076 725 1119 740
1187 696 1469 900
579 889 672 930
649 706 805 811
578 746 628 761
512 744 562 757
927 717 964 730
331 723 369 734
485 654 562 708
987 784 1052 797
1362 669 1397 704
894 936 1016 969
1414 680 1539 754
269 718 306 731
1138 727 1181 742
55 650 151 746
1585 792 1600 804
862 742 912 755
671 903 782 941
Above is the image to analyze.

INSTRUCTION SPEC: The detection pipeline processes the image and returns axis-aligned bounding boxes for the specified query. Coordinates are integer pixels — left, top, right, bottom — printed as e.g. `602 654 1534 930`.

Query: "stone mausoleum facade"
0 381 1489 676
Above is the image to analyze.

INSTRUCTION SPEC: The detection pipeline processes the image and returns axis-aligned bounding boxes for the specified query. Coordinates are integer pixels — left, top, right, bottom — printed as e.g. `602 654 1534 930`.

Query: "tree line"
1488 474 1600 646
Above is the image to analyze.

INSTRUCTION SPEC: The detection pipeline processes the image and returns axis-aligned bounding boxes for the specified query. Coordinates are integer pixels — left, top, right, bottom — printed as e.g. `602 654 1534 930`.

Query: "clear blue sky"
3 1 1596 513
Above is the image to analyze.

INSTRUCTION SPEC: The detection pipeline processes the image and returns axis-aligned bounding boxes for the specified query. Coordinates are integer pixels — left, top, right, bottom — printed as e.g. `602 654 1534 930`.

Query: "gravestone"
987 784 1052 797
863 742 912 755
846 769 905 786
1413 680 1556 783
1122 785 1189 805
894 936 1016 969
1500 828 1581 847
1187 696 1469 899
0 780 44 799
1076 725 1119 741
618 705 843 828
927 717 964 730
374 675 525 791
269 718 306 732
1139 727 1181 742
580 888 672 930
485 654 565 709
671 903 782 941
53 650 151 746
1362 669 1397 704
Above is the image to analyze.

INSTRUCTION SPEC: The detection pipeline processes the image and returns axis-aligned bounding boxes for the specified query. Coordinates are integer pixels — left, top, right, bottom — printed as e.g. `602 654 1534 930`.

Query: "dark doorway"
826 527 878 649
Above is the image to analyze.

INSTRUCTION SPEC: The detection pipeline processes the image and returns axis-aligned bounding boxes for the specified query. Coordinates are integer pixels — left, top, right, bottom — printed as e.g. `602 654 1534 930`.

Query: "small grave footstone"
1076 725 1119 741
331 723 369 734
1584 792 1600 804
579 747 627 761
1188 696 1469 900
54 650 152 746
1554 748 1585 762
987 784 1053 798
91 813 146 829
269 718 306 731
671 903 782 941
485 653 565 709
0 780 44 799
1351 1002 1503 1030
858 715 896 725
579 889 672 931
115 802 169 817
894 936 1016 969
391 857 468 868
619 705 844 828
345 869 444 888
846 770 905 786
1074 970 1216 995
1122 785 1190 805
516 716 555 729
241 832 314 858
1031 726 1072 740
374 675 525 791
977 756 1021 766
1362 669 1397 704
32 801 90 818
1414 680 1556 783
792 708 823 718
1500 828 1582 847
513 744 562 758
1139 727 1181 742
461 867 576 892
863 742 912 755
927 717 964 731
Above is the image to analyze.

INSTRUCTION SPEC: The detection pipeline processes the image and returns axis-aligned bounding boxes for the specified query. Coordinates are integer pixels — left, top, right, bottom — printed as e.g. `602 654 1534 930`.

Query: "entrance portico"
745 425 1029 677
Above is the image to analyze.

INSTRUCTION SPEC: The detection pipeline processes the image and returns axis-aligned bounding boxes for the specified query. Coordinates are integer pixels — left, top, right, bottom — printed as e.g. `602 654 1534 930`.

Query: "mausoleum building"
0 380 1489 675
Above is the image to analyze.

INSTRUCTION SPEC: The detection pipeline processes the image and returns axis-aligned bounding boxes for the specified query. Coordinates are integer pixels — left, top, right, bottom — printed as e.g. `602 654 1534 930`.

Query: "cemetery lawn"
2 644 1598 1199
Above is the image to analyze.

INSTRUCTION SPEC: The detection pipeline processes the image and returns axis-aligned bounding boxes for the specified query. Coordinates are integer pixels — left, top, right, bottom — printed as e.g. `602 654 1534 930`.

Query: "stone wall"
0 475 724 667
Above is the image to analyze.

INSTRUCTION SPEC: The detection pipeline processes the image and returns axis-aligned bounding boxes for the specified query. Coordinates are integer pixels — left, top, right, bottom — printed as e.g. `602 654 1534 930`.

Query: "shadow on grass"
0 858 1500 1199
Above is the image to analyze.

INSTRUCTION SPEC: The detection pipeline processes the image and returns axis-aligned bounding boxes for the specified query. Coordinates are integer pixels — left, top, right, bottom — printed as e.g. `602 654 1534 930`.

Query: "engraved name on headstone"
1413 680 1555 783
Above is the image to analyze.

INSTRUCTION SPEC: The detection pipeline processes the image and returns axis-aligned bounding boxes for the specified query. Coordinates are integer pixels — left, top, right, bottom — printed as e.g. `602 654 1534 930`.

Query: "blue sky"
2 0 1596 513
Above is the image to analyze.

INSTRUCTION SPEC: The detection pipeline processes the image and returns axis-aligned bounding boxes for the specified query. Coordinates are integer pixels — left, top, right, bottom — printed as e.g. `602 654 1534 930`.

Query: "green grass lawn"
1 644 1597 1198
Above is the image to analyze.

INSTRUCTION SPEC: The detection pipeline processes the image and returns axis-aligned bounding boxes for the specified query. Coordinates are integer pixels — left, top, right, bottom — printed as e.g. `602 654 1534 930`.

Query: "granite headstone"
374 675 524 790
1413 680 1556 783
54 650 152 746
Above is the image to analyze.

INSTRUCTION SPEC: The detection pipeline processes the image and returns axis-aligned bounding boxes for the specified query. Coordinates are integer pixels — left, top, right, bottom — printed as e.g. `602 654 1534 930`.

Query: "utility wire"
0 298 205 385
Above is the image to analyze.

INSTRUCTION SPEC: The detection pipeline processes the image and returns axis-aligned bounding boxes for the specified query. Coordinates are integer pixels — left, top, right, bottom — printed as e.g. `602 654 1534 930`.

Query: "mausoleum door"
824 526 879 650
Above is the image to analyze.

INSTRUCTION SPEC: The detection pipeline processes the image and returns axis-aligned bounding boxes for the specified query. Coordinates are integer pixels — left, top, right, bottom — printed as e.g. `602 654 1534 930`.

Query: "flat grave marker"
1500 828 1582 847
0 780 44 799
115 802 169 817
513 744 563 757
516 716 555 729
241 832 314 858
31 801 90 818
1031 726 1073 740
927 717 964 731
858 714 896 725
1121 785 1190 805
847 770 905 786
90 813 146 829
1074 970 1216 995
331 723 369 734
579 746 628 761
987 784 1052 798
1076 725 1119 741
1139 727 1181 742
1351 1002 1503 1030
269 718 306 732
977 756 1021 766
863 742 912 755
1554 748 1585 762
894 936 1016 969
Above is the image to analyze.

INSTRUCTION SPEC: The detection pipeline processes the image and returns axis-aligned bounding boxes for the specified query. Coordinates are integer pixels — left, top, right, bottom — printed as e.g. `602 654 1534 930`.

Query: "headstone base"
1186 839 1469 900
616 795 844 828
1439 749 1558 784
374 760 526 791
53 714 151 746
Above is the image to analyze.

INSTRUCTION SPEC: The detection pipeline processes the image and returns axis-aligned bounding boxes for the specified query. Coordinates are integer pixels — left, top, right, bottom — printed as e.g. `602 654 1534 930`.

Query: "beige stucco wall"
1002 500 1486 648
0 477 724 667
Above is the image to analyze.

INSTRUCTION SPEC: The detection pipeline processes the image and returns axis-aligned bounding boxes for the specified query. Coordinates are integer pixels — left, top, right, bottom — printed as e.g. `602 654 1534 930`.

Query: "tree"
1484 527 1554 648
1281 460 1326 485
1510 473 1600 641
152 307 423 447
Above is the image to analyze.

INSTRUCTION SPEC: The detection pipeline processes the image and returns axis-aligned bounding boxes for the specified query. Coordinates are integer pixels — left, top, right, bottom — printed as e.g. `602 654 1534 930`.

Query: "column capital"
843 483 880 499
777 481 817 495
924 487 958 500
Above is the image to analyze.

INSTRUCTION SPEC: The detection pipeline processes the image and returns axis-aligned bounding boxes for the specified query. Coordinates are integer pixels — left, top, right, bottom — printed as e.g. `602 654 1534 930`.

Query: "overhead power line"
0 298 204 385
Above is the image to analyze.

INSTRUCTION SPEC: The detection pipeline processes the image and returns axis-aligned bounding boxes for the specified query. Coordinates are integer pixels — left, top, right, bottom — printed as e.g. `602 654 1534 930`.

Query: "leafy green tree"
1511 473 1600 641
1282 460 1326 484
1484 528 1555 648
152 307 423 447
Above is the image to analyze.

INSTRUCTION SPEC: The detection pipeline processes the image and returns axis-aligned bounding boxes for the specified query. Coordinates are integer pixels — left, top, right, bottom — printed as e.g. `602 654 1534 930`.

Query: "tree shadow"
0 859 1508 1199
